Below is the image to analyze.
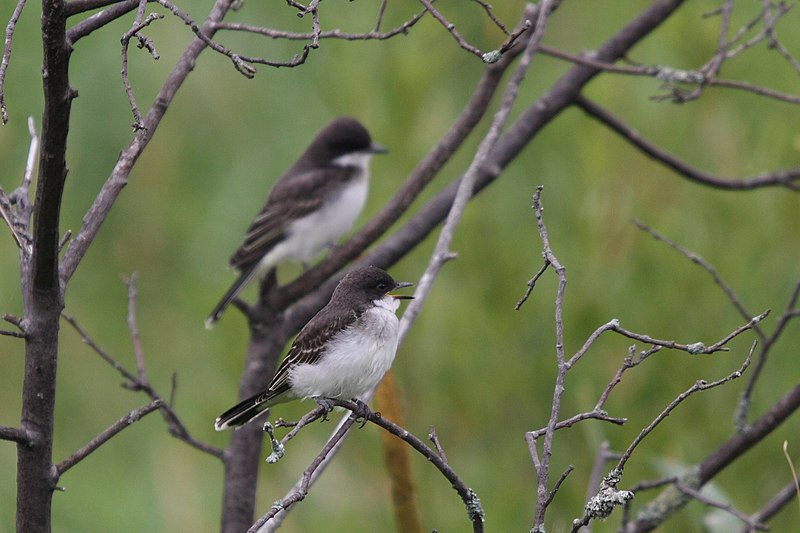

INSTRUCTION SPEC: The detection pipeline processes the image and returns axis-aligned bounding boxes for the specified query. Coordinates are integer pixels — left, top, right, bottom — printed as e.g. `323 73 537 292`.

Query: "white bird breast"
287 296 401 402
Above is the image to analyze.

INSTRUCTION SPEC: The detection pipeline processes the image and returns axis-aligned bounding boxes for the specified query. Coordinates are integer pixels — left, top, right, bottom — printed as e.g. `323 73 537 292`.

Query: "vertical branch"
1 0 28 124
17 0 73 531
221 315 287 533
529 186 568 532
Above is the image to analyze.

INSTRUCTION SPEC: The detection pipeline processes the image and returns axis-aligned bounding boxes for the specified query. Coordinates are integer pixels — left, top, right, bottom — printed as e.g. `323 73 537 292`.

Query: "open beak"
390 281 414 300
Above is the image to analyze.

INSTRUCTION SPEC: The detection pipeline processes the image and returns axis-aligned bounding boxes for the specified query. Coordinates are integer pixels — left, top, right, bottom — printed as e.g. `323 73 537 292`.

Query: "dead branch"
54 399 163 477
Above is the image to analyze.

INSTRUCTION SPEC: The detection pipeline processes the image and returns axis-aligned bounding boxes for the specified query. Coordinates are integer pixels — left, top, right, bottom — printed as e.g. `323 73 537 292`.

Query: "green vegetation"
1 1 798 531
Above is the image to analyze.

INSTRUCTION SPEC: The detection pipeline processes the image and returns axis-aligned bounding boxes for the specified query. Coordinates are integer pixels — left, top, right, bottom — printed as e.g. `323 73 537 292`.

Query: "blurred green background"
1 1 799 531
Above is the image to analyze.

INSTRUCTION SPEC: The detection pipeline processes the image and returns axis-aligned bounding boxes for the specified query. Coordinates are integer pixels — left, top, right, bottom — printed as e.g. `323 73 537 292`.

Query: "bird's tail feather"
215 390 270 431
205 265 259 329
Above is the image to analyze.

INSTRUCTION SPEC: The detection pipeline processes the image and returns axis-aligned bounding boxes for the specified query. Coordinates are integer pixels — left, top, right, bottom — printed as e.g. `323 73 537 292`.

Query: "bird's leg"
312 396 335 421
262 421 285 463
350 398 373 428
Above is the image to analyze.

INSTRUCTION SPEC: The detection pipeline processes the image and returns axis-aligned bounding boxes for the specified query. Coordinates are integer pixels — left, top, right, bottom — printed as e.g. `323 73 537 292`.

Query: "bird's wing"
229 166 353 270
263 304 360 397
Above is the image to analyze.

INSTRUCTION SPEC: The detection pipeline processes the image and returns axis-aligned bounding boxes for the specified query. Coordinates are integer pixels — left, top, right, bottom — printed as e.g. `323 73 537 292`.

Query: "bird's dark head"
334 266 414 303
307 117 387 165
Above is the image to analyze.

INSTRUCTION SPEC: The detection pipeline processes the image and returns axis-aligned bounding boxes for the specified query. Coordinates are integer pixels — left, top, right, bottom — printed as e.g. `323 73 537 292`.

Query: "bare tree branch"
61 291 223 460
418 0 538 63
620 346 753 474
0 0 27 124
609 311 769 355
742 479 800 532
121 9 164 131
67 0 141 43
632 219 800 431
15 0 74 527
210 9 427 41
251 399 484 533
537 44 800 105
0 425 31 445
575 96 800 191
54 399 163 476
524 185 569 531
253 5 551 529
674 482 768 531
632 219 762 333
60 0 238 282
626 381 800 532
0 116 37 255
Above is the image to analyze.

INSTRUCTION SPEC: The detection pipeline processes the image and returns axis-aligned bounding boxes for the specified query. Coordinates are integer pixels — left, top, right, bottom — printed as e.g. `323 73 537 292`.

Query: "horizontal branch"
65 0 123 17
610 310 769 355
67 0 140 43
575 96 800 191
0 425 32 446
0 327 25 338
539 45 800 106
210 8 427 41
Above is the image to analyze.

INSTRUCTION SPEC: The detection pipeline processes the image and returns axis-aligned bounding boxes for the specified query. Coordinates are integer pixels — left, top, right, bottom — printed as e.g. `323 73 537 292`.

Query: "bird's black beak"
370 142 388 155
390 281 414 300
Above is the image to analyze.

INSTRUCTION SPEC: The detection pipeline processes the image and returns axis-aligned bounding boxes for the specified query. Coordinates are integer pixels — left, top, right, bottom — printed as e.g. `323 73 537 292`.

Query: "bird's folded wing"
266 307 359 393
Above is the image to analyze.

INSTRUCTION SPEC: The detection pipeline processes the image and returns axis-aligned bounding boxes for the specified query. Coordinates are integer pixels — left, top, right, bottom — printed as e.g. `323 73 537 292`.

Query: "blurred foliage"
1 1 799 532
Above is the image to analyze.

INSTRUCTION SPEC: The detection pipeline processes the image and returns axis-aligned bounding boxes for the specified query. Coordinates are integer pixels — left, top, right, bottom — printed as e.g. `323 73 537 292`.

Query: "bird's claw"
351 398 372 427
313 396 335 421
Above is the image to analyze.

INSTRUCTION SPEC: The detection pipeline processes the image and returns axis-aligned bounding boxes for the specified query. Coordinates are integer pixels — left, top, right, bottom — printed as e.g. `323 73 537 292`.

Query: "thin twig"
674 482 768 531
0 328 25 338
515 260 549 310
61 298 223 459
211 9 427 41
124 273 148 383
609 311 768 355
121 9 164 131
528 186 569 531
632 220 761 331
251 399 484 532
616 342 755 472
55 399 163 476
249 413 358 531
428 425 449 463
545 465 574 508
373 0 389 32
0 116 37 254
155 0 308 75
473 0 511 34
0 0 27 124
742 480 800 532
418 0 484 59
782 440 800 515
576 97 800 191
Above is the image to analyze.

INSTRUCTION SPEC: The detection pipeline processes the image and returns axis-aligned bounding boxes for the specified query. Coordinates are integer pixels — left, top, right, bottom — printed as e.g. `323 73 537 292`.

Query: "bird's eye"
377 283 387 291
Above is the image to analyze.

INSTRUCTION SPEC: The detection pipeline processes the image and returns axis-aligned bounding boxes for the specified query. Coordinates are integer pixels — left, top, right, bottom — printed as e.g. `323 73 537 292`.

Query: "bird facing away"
206 117 387 328
215 266 413 431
